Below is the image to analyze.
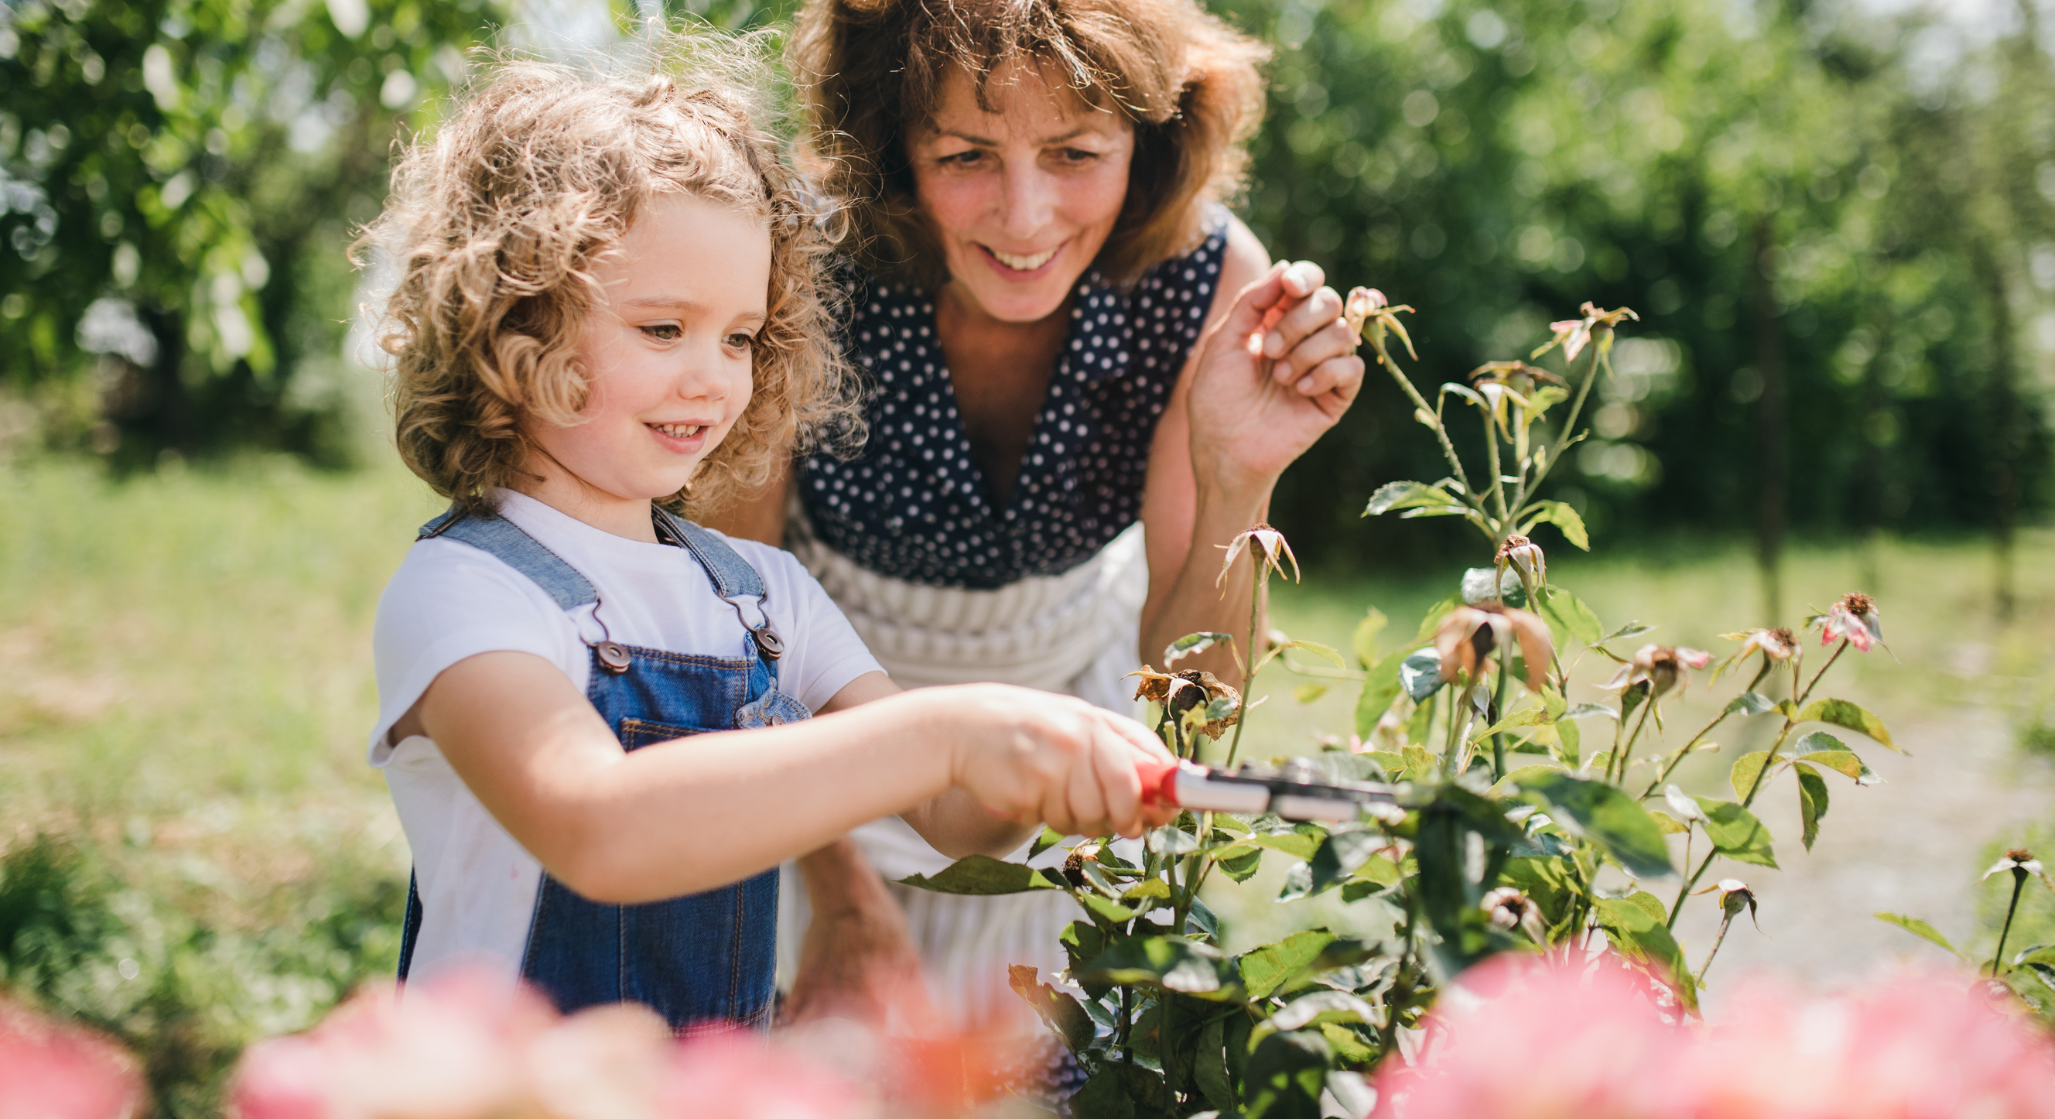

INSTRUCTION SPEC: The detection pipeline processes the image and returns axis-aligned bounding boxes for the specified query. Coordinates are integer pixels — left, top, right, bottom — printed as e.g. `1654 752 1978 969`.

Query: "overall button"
752 628 784 661
596 641 632 673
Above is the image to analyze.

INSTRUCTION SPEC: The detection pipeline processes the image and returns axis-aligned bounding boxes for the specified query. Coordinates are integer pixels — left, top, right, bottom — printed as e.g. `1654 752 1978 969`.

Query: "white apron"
775 505 1149 1021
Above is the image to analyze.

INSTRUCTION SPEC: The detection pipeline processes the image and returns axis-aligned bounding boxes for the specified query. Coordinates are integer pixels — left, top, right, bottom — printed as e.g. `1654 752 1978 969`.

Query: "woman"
704 0 1366 1025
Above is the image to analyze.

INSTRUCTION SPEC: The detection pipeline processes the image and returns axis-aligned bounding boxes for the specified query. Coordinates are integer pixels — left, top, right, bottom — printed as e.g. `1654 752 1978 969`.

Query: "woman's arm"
396 654 1172 904
1139 219 1366 685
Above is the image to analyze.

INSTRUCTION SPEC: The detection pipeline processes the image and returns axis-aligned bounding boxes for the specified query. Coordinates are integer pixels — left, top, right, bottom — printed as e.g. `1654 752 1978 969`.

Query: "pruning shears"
1139 758 1398 823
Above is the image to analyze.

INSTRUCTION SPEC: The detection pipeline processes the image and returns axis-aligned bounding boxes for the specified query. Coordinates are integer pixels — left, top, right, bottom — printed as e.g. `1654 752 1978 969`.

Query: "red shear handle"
1137 756 1182 808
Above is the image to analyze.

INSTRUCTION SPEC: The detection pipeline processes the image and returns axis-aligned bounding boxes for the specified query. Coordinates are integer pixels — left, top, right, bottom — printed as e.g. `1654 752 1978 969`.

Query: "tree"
0 0 503 467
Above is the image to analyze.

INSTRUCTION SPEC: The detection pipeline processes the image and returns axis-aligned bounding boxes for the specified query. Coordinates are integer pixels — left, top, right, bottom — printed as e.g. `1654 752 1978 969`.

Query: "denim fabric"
398 507 809 1033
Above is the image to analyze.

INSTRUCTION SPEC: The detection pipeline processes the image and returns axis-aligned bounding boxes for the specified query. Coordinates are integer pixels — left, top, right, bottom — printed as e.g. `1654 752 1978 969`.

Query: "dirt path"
1671 706 2055 1003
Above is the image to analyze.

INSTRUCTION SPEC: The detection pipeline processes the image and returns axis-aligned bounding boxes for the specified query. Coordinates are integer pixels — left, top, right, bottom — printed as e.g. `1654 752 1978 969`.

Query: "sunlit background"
3 0 2054 1113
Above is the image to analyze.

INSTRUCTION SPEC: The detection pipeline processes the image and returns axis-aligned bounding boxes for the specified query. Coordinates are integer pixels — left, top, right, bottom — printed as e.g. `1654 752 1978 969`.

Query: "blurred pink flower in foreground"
0 1000 146 1119
1373 952 2055 1119
229 970 1035 1119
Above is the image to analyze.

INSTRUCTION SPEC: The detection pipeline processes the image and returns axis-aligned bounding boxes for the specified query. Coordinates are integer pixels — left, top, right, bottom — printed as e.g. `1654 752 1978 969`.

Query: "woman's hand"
786 838 935 1027
1185 260 1365 495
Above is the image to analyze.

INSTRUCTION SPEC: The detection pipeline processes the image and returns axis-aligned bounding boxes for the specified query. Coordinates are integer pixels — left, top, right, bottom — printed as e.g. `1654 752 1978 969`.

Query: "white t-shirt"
368 489 882 985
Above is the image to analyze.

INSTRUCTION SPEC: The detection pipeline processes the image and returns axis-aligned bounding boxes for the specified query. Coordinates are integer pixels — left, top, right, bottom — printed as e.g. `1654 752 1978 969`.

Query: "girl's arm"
1138 219 1366 686
396 652 1171 905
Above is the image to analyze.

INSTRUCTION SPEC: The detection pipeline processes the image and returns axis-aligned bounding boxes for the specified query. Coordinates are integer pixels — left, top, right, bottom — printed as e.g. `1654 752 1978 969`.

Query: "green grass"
2 453 2052 1108
0 455 442 1116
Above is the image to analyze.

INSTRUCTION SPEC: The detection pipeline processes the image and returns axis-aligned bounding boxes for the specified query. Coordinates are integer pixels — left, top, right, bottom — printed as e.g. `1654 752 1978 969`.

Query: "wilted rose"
1217 523 1299 587
1480 887 1546 942
1496 533 1546 588
1811 591 1884 653
1434 603 1553 691
1606 644 1712 699
1128 667 1240 738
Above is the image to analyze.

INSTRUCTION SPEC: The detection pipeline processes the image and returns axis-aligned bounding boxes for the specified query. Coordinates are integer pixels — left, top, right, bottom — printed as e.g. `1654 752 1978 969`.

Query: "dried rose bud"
1983 848 2052 888
1062 842 1103 890
1496 534 1546 587
1129 667 1241 738
1481 886 1545 941
1607 644 1712 699
1434 603 1554 691
1695 878 1760 929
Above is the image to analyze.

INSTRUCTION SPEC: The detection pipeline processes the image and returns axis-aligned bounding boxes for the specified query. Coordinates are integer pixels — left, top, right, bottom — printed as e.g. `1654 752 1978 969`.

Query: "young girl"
359 51 1173 1034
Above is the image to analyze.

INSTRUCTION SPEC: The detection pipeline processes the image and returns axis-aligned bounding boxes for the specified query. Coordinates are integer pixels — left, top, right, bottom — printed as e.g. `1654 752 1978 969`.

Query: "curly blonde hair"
790 0 1269 290
362 37 858 518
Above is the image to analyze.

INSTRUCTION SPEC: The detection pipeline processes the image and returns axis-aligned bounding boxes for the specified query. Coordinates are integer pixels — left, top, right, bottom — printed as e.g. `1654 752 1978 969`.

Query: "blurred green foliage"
1220 0 2055 565
0 0 503 469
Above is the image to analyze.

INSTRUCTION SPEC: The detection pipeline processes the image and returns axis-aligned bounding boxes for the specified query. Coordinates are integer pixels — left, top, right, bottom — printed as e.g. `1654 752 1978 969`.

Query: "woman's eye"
641 324 682 341
1054 147 1100 164
939 150 984 167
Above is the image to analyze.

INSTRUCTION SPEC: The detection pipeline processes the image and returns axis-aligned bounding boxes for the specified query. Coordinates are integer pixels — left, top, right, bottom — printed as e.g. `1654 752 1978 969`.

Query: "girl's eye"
725 331 756 351
641 324 682 341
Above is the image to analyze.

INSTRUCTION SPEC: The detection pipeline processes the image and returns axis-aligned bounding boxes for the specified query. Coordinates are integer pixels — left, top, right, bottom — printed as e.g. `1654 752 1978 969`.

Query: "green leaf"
1281 640 1346 668
1797 699 1901 753
1364 480 1463 517
1594 897 1695 1009
1523 499 1591 550
1080 937 1241 999
1254 831 1321 862
1726 691 1778 716
1795 762 1827 851
899 854 1061 895
1648 810 1690 835
1694 798 1779 869
1519 771 1675 878
1243 1030 1330 1119
1488 763 1568 798
1352 608 1388 668
1791 731 1878 783
1165 631 1235 666
1294 683 1330 704
1216 842 1264 883
1398 647 1444 703
1471 703 1553 743
1354 654 1404 738
1538 587 1604 645
1319 1021 1379 1065
1350 853 1403 887
1008 965 1096 1052
1309 831 1385 895
1597 621 1654 644
1070 1070 1136 1119
1412 595 1463 642
1148 826 1201 857
1195 1016 1235 1113
1237 929 1337 1000
1875 912 1965 959
1079 892 1142 925
1122 878 1173 904
1623 889 1669 924
1029 826 1066 861
1729 752 1771 801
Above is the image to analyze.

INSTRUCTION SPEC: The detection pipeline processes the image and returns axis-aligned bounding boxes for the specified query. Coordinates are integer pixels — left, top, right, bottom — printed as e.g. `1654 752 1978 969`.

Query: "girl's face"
908 60 1134 325
525 192 769 515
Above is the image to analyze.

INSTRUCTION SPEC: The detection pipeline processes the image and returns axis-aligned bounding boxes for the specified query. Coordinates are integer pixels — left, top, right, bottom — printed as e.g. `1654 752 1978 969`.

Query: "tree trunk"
1973 239 2019 619
1752 216 1787 626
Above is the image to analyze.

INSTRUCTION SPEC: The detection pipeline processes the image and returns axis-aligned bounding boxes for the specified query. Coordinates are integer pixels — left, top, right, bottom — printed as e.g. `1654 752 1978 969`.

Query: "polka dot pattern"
800 222 1229 590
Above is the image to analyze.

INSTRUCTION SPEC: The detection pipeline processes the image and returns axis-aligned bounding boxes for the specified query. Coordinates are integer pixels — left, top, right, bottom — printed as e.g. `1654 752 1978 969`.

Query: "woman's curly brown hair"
361 36 859 518
790 0 1270 290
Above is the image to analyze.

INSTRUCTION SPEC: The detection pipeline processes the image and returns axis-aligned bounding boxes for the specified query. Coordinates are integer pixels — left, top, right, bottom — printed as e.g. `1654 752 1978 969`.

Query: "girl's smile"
518 191 771 541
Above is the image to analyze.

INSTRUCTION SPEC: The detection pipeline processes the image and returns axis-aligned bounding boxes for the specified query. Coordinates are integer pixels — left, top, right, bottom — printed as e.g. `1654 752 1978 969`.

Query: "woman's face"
908 61 1135 324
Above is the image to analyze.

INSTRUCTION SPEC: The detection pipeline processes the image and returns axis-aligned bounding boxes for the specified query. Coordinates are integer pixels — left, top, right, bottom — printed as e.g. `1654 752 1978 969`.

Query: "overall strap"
657 509 764 599
419 508 595 610
655 507 785 661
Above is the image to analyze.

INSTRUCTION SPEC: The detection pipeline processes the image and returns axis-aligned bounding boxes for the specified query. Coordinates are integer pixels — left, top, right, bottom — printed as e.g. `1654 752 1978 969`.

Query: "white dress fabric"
775 505 1149 1021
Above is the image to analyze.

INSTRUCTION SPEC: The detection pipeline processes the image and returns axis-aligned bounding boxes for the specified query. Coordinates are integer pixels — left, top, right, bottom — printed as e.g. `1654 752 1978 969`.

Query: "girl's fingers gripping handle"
1137 757 1182 810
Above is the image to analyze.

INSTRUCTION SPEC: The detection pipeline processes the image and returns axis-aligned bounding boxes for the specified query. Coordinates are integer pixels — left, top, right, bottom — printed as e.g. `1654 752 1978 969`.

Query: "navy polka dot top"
799 219 1230 590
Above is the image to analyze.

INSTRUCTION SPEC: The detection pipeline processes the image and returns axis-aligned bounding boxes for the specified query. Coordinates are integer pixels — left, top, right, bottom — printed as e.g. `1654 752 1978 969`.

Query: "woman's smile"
982 241 1065 275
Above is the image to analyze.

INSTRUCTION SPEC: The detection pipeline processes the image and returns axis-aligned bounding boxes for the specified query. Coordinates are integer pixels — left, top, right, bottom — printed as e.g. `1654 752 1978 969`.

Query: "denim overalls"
395 505 810 1033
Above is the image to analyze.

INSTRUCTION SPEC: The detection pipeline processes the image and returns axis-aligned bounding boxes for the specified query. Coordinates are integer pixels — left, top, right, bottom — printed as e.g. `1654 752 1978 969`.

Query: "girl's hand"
1185 260 1365 495
941 685 1178 839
